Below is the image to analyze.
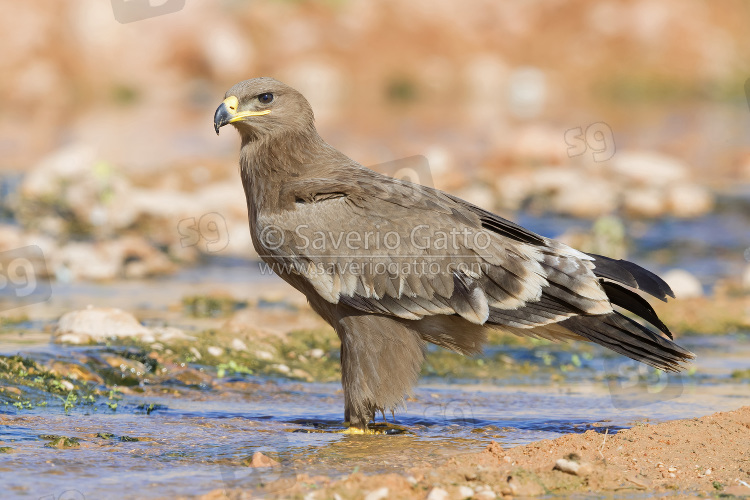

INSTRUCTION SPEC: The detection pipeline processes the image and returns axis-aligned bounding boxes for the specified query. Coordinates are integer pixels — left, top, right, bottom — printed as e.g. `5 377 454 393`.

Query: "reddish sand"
198 406 750 499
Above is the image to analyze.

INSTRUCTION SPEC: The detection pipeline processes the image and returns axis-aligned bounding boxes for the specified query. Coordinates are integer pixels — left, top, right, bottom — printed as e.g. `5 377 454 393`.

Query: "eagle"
214 77 694 430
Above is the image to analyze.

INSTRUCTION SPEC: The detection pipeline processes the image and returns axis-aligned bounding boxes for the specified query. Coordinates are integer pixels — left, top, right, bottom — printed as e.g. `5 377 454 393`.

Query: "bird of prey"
214 77 694 430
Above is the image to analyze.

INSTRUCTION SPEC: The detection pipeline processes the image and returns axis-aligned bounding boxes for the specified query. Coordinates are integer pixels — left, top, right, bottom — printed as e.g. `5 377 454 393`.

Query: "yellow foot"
291 422 411 435
342 422 411 435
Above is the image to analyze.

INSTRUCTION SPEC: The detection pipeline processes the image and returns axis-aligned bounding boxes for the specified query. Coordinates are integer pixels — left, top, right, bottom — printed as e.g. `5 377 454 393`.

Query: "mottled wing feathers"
259 172 611 327
257 168 693 372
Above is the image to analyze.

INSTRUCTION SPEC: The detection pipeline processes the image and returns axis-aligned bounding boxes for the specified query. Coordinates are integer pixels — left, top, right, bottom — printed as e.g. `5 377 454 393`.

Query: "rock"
363 487 389 500
170 367 212 387
18 144 138 237
53 242 121 282
309 348 325 359
246 451 279 468
55 306 189 344
151 327 192 342
742 264 750 291
611 152 688 187
550 177 618 219
51 236 176 282
291 368 313 381
426 487 449 500
666 183 714 218
56 306 151 343
457 485 475 498
662 269 703 299
554 457 592 476
231 338 248 351
207 346 224 357
44 361 104 384
622 187 666 218
254 350 274 361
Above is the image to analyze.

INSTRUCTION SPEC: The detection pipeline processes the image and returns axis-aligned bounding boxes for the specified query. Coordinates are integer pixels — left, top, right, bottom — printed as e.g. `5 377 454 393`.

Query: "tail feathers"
560 312 694 372
601 282 673 339
588 254 674 302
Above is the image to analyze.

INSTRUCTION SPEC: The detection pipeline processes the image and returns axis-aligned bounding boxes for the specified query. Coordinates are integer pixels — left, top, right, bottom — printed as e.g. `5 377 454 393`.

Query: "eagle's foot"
342 422 410 435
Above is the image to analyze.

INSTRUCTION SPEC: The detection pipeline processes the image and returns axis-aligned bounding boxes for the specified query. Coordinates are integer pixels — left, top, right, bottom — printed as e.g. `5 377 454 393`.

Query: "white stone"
458 485 475 498
622 187 666 218
231 338 248 351
662 269 703 299
273 364 290 374
255 350 274 360
666 183 714 218
612 152 688 187
207 346 224 357
426 487 449 500
56 306 150 342
550 177 618 218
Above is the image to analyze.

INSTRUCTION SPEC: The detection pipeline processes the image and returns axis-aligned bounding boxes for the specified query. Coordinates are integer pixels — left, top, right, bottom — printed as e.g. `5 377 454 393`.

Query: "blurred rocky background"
1 0 749 298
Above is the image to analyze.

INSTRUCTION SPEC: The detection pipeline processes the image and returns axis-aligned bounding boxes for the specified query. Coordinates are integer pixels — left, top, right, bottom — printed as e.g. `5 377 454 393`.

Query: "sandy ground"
197 406 750 499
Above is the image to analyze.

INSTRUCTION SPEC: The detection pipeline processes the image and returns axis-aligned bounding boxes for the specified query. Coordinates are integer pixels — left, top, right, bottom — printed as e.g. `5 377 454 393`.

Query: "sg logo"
111 0 186 24
564 122 616 162
0 246 51 312
177 212 230 254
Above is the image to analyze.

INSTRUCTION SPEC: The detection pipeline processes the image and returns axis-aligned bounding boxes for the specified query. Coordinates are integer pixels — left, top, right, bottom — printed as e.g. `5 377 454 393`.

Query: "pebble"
255 350 274 360
554 458 591 476
457 485 474 498
231 338 248 351
246 451 279 468
207 346 224 357
426 487 449 500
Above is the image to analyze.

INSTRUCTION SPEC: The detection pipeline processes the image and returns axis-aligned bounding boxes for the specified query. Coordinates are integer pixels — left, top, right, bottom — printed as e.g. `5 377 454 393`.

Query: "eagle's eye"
258 93 274 104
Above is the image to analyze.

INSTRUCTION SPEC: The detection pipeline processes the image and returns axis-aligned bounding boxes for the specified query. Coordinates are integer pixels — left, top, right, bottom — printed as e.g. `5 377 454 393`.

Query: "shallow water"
1 232 750 498
2 326 749 499
2 378 749 499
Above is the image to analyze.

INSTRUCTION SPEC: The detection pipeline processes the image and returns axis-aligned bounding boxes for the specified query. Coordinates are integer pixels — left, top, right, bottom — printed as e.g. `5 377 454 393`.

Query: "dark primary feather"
601 281 673 339
589 253 675 302
560 312 694 372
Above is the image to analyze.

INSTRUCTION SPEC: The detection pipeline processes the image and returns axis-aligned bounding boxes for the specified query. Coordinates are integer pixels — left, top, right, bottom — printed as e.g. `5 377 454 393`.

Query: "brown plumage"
214 77 694 429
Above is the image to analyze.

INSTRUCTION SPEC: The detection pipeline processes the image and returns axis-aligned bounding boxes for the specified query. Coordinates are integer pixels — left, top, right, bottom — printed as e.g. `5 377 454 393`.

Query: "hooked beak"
214 96 271 135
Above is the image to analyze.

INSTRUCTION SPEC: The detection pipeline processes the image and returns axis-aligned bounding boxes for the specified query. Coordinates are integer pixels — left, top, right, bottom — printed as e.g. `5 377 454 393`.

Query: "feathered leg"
335 313 426 429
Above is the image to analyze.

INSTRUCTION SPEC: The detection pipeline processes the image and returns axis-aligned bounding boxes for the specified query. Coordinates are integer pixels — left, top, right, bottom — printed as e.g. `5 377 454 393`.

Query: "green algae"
40 435 81 449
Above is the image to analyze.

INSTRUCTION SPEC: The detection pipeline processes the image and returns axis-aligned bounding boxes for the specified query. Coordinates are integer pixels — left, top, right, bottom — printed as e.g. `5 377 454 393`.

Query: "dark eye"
258 93 274 104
